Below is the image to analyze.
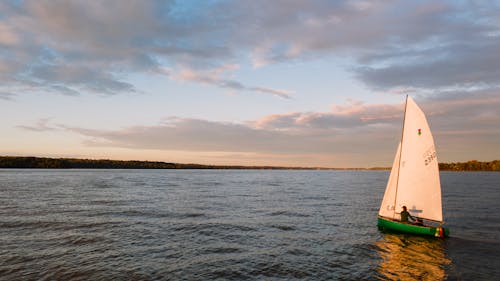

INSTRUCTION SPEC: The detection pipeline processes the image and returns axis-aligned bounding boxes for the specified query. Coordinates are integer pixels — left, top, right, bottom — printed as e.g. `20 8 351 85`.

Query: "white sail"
379 96 443 222
378 142 401 219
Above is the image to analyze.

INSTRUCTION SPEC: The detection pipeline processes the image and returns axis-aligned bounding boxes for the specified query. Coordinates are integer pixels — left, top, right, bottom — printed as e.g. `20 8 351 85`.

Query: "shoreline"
0 156 498 171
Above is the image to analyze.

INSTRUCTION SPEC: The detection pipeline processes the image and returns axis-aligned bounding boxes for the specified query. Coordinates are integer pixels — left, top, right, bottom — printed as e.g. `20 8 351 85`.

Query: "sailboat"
377 96 449 237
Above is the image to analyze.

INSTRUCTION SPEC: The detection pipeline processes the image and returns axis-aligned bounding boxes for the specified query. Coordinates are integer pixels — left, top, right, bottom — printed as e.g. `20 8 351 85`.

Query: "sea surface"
0 169 499 280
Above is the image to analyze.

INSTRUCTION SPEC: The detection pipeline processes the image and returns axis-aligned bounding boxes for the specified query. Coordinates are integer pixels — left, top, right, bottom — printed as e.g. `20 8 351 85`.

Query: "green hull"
378 217 449 238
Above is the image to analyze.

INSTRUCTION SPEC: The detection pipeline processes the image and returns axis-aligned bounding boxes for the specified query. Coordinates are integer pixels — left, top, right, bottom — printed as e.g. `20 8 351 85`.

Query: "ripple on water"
0 170 498 280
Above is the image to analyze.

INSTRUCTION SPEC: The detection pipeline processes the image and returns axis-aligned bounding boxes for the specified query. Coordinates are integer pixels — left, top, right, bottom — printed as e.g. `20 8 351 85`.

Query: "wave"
268 210 311 217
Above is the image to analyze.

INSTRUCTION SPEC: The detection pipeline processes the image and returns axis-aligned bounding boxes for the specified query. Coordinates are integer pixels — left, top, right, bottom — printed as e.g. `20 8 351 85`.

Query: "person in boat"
400 206 415 223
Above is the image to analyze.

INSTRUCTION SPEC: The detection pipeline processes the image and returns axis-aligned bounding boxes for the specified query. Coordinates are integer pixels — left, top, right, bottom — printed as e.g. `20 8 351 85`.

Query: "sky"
0 0 499 168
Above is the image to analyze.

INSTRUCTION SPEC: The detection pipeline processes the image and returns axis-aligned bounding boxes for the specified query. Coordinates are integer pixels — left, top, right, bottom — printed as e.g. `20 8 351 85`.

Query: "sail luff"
393 95 408 219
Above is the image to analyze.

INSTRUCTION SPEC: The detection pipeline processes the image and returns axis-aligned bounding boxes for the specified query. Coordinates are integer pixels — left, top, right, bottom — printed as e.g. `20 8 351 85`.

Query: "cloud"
253 101 402 131
0 92 16 101
355 39 500 91
0 0 293 97
64 119 303 154
52 101 408 165
49 85 81 96
22 88 492 166
30 64 136 95
0 22 19 45
228 1 500 95
13 88 498 166
1 1 497 98
346 2 500 92
175 66 292 99
17 118 60 132
2 1 500 98
418 89 500 132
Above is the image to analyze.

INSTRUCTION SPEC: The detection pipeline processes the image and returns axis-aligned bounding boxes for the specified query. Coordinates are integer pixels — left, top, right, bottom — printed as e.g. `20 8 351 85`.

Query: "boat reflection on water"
375 234 451 280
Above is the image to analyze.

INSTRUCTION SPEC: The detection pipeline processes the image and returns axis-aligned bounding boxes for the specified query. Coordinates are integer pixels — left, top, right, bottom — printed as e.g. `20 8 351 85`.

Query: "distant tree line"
0 156 311 170
439 160 500 171
0 156 179 169
0 156 498 171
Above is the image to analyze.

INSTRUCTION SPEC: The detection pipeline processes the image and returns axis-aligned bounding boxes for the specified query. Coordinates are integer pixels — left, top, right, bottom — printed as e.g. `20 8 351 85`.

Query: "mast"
392 95 408 218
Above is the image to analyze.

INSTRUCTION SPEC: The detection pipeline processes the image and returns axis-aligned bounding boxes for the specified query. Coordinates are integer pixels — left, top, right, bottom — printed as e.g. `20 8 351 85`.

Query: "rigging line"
393 95 408 219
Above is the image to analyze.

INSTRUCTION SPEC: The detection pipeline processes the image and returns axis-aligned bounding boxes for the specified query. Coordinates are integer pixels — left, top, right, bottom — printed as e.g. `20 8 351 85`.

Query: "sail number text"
422 147 437 166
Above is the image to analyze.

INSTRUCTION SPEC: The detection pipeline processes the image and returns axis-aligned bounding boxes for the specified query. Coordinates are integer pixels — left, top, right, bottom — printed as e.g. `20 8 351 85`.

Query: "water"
0 170 498 280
